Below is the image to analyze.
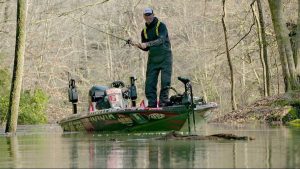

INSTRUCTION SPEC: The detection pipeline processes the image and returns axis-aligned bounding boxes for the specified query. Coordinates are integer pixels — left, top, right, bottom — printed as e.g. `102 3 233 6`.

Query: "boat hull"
59 102 218 132
59 105 190 132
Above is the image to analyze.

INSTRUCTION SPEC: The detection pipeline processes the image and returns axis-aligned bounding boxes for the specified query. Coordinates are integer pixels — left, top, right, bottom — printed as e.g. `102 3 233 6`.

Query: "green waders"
145 52 172 107
141 17 172 107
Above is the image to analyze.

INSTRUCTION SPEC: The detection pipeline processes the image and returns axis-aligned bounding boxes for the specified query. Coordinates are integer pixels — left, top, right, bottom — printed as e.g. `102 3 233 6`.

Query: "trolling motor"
68 79 78 114
129 76 137 107
177 76 196 133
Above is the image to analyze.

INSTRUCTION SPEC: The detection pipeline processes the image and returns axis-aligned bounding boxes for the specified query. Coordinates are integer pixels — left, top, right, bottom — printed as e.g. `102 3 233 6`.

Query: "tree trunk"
296 1 300 79
268 0 299 91
256 0 270 96
5 0 27 133
80 15 89 79
221 0 237 110
106 30 113 80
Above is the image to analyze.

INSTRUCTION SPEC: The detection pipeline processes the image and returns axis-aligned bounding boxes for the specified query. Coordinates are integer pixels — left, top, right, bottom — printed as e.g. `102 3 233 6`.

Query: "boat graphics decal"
130 113 148 124
148 113 165 120
117 114 133 125
81 118 95 130
89 114 116 122
69 120 85 130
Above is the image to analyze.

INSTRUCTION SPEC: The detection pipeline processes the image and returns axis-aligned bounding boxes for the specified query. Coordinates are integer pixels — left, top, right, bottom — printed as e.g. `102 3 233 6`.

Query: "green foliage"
0 68 10 124
288 119 300 127
282 108 299 123
0 68 48 124
18 89 48 124
271 96 300 124
1 89 49 125
0 69 10 95
0 95 9 124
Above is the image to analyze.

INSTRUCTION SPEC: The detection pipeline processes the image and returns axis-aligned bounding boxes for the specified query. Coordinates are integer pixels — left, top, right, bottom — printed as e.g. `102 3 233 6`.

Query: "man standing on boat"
132 7 173 108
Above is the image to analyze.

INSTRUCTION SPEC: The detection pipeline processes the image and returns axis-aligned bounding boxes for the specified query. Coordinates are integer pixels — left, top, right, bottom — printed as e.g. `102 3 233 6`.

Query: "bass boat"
59 77 217 132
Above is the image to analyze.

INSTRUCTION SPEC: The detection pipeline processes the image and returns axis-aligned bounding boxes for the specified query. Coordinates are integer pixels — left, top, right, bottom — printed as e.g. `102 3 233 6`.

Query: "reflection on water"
0 123 300 168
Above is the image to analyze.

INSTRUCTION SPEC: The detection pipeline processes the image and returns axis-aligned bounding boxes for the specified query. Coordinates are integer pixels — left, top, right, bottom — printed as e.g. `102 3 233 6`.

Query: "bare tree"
5 0 27 133
221 0 237 110
252 0 270 96
1 0 299 122
268 0 299 91
296 1 300 78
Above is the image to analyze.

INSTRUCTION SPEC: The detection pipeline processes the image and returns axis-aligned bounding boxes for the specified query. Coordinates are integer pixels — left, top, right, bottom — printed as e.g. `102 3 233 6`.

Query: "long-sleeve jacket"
140 17 172 63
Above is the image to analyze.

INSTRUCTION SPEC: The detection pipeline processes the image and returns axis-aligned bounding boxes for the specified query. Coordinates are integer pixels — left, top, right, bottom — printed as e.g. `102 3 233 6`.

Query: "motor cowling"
106 88 126 108
89 85 110 110
89 86 108 101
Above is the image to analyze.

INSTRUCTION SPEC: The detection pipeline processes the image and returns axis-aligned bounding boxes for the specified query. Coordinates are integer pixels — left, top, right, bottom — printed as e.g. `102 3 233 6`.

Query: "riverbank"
209 91 300 125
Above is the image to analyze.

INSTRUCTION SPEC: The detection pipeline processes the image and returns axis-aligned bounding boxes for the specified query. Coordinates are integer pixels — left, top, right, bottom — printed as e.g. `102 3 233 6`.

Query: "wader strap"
143 21 161 40
155 21 161 37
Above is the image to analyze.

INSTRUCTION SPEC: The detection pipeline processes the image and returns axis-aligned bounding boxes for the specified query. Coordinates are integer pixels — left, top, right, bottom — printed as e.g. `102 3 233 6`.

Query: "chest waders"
143 20 172 107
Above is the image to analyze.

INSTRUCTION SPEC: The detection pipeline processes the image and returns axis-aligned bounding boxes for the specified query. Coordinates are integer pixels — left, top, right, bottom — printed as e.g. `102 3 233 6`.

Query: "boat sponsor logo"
130 113 147 124
68 120 85 130
109 95 118 102
117 114 133 125
91 107 125 115
148 113 165 120
89 114 116 122
106 88 122 95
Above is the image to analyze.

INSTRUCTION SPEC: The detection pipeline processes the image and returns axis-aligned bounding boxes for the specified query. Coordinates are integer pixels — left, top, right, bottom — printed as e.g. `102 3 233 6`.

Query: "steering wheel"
111 81 125 88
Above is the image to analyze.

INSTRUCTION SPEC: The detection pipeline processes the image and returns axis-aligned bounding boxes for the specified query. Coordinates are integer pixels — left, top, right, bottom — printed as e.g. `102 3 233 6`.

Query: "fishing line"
67 15 131 44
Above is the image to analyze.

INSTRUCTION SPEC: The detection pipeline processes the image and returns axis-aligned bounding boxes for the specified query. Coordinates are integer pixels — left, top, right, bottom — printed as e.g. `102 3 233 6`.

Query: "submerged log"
157 131 254 141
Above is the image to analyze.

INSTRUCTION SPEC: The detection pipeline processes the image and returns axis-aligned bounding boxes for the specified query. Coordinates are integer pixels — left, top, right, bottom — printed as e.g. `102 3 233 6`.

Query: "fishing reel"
126 39 132 45
125 38 139 47
124 39 134 47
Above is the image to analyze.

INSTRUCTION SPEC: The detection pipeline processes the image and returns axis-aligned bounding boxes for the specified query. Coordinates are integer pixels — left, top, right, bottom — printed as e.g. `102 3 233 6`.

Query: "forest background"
0 0 298 123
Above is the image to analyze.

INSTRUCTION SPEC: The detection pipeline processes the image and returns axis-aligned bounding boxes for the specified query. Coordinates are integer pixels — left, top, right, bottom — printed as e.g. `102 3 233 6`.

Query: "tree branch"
134 0 142 9
58 0 109 17
32 0 109 24
215 0 256 58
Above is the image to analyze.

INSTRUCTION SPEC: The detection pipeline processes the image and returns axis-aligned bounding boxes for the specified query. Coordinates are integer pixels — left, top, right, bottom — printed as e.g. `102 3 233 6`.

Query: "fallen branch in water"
157 131 254 141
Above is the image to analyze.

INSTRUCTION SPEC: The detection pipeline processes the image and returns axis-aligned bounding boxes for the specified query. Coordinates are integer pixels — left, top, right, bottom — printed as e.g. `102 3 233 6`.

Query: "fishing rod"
68 16 132 45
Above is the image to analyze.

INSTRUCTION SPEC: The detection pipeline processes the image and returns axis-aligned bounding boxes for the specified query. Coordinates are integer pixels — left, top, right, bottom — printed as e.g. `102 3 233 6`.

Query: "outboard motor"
89 85 110 111
107 80 129 109
87 78 137 111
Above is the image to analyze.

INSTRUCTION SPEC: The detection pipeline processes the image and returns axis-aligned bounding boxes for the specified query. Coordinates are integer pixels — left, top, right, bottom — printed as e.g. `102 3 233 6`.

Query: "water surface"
1 123 300 168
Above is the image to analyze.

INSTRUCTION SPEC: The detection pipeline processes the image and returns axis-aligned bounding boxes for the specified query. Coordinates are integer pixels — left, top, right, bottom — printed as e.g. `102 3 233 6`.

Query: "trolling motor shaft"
178 76 196 133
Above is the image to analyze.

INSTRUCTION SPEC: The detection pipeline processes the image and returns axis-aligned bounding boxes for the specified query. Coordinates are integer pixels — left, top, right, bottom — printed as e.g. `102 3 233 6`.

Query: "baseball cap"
143 7 153 16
